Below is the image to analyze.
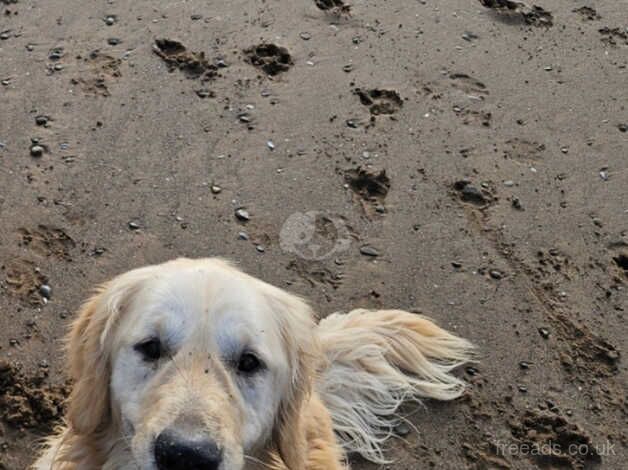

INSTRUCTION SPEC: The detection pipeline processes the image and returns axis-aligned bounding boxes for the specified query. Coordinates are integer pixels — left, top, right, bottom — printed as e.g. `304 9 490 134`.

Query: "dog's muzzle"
154 429 223 470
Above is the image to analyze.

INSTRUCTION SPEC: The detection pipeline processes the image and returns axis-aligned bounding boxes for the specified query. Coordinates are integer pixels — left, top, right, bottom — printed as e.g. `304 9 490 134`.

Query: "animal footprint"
453 105 492 127
5 259 48 306
314 0 351 15
479 0 553 27
71 50 122 97
153 39 218 80
344 167 390 217
244 44 293 76
503 138 546 162
18 225 75 260
449 73 488 98
453 180 494 207
354 88 403 115
599 27 628 47
608 241 628 279
573 6 600 21
345 167 390 202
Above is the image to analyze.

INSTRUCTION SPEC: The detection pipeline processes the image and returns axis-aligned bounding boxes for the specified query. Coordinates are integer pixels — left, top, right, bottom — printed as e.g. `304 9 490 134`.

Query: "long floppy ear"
65 266 156 436
266 289 322 470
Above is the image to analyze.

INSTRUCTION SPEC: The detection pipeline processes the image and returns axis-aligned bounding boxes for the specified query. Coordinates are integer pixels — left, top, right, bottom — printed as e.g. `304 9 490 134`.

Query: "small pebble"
618 123 627 132
191 14 202 20
519 361 531 369
342 64 353 73
35 115 49 126
105 16 116 25
267 140 275 150
599 170 609 181
394 422 411 437
39 284 52 299
489 269 503 280
538 327 550 339
107 37 122 45
256 245 265 253
211 185 222 194
0 32 9 41
128 221 140 230
452 261 462 268
503 180 514 187
512 197 523 210
605 350 619 361
518 385 528 393
91 247 106 256
49 48 64 60
30 145 44 157
299 32 311 40
196 89 213 99
460 185 486 205
360 246 379 257
235 208 250 221
238 231 249 240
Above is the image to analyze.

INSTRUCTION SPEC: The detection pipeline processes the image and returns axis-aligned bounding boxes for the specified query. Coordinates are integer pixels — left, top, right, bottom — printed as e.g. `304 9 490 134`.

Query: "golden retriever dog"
34 258 473 469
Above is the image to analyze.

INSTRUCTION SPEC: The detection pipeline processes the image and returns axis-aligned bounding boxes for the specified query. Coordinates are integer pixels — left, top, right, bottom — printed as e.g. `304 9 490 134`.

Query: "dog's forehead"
124 266 279 344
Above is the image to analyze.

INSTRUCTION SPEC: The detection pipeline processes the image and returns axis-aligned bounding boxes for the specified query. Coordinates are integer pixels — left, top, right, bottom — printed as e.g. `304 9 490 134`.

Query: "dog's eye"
134 338 162 362
237 352 262 374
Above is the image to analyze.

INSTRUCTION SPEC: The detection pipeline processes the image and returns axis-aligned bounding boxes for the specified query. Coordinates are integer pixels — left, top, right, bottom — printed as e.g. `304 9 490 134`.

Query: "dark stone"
360 246 379 257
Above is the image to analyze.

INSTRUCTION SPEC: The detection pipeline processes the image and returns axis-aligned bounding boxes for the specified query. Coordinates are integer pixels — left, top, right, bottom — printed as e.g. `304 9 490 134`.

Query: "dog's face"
112 262 292 468
65 259 318 470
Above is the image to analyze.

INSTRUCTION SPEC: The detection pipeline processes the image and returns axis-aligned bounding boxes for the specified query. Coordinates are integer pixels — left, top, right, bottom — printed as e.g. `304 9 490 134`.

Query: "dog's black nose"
154 430 222 470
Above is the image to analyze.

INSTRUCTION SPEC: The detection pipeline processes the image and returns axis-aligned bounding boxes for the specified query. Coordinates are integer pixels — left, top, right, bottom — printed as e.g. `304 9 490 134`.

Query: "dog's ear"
66 267 154 436
266 290 322 470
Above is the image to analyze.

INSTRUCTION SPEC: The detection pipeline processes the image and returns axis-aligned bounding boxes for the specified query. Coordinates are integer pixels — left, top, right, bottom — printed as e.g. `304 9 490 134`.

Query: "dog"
34 258 473 469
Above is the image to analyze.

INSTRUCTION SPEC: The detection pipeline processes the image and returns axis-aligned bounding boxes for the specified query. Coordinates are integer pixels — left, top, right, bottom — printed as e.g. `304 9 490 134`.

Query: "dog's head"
65 258 319 470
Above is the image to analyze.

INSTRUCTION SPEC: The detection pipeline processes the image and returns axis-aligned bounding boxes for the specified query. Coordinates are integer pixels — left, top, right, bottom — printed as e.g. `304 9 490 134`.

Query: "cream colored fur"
317 309 474 463
33 258 473 470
